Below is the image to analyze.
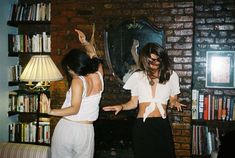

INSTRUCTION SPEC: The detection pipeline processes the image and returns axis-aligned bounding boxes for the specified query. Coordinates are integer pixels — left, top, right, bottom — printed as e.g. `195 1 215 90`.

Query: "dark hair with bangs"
139 42 172 84
61 48 102 87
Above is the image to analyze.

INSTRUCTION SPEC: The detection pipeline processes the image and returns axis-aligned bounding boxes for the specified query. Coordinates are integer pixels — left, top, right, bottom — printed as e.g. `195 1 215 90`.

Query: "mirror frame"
104 18 165 84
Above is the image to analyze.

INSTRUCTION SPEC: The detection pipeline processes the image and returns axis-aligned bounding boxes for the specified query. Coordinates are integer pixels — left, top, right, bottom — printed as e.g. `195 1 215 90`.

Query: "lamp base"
27 81 50 91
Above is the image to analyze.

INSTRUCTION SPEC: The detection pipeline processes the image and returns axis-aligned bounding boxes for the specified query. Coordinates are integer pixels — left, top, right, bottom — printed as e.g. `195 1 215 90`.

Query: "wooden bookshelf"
7 0 51 145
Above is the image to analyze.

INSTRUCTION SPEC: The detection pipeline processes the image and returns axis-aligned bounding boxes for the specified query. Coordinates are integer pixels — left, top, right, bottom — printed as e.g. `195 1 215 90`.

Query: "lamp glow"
20 55 63 89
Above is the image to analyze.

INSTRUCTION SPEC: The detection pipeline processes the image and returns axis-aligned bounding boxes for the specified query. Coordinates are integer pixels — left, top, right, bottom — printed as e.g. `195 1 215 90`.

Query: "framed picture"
206 51 235 88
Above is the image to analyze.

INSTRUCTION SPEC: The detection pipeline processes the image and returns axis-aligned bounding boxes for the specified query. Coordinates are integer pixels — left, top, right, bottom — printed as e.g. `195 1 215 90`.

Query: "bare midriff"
137 102 167 118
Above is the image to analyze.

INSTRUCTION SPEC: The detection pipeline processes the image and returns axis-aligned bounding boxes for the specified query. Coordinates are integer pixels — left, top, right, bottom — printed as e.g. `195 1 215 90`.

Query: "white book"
42 32 46 52
41 3 46 21
39 34 42 52
47 36 51 52
192 89 199 119
32 34 40 52
24 123 29 142
15 35 20 52
48 3 51 21
199 94 204 119
8 66 14 81
36 3 40 21
29 122 36 143
207 131 212 155
17 95 24 112
44 125 50 143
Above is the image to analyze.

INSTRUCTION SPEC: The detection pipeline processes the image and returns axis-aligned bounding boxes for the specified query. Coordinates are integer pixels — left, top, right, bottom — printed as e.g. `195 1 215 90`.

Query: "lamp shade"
20 55 63 82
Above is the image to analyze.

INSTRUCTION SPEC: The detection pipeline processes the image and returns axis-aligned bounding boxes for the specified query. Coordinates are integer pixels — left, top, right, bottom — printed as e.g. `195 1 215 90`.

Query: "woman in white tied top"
44 48 103 158
103 42 186 158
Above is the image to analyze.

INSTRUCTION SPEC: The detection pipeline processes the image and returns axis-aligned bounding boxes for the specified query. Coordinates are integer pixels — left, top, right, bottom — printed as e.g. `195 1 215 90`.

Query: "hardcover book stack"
8 32 51 53
8 2 51 22
192 89 235 121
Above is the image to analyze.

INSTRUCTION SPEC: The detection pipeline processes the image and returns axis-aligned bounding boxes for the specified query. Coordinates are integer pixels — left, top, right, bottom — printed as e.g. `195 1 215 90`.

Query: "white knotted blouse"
123 71 180 122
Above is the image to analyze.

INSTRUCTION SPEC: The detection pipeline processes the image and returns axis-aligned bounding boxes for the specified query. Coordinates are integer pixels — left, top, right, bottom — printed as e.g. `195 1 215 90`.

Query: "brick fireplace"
50 0 194 157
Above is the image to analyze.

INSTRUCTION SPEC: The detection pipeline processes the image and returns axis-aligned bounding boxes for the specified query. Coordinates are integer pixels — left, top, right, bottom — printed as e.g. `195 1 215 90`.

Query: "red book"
203 95 209 120
218 97 223 120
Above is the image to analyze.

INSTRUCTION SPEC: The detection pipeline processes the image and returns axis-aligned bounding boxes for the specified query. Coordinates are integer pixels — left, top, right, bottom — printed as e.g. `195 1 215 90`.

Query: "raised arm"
131 39 139 65
75 25 103 75
75 25 97 58
90 23 95 46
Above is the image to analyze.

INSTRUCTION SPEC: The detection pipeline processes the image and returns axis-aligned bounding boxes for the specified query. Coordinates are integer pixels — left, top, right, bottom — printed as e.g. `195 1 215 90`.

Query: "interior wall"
0 0 18 141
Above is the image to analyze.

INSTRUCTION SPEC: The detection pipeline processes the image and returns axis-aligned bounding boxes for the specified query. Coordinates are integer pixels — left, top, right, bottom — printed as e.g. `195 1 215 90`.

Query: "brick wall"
50 0 194 157
193 0 235 157
193 0 235 92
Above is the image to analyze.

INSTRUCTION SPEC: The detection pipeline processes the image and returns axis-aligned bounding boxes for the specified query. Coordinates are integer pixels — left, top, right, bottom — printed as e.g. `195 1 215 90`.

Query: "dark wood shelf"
8 81 20 86
8 81 31 86
8 111 50 117
38 113 50 117
7 21 50 27
191 119 235 126
8 141 50 146
8 111 38 116
191 119 235 132
19 0 51 4
9 52 51 56
8 52 19 57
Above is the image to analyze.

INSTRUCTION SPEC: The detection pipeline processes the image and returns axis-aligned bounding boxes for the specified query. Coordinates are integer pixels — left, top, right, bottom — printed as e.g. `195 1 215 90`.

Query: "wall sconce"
20 55 63 90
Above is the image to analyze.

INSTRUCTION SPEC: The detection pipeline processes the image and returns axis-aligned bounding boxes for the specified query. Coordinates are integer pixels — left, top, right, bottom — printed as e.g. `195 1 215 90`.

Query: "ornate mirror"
104 18 165 84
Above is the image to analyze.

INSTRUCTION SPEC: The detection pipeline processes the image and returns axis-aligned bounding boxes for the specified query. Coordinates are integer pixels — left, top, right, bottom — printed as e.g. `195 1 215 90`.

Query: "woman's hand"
102 105 123 115
169 96 187 111
170 101 187 111
74 29 87 44
74 29 97 58
46 99 52 115
40 93 51 115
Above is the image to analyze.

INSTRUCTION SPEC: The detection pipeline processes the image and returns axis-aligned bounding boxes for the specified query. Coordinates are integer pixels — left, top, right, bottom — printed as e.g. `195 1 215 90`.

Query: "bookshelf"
7 0 51 145
192 1 235 157
191 89 235 157
8 90 50 144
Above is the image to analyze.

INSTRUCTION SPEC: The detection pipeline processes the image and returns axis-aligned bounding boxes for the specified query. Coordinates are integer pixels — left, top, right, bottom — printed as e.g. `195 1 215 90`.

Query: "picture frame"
206 51 235 88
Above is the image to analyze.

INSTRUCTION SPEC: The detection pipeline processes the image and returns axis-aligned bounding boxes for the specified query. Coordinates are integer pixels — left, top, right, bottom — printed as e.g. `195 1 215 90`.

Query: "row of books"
8 32 51 53
9 92 49 113
8 64 22 82
192 89 235 121
192 125 220 156
9 2 51 22
9 121 50 144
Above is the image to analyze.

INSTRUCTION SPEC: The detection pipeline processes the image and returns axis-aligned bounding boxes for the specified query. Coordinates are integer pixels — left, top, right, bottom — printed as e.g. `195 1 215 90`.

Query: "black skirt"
132 117 176 158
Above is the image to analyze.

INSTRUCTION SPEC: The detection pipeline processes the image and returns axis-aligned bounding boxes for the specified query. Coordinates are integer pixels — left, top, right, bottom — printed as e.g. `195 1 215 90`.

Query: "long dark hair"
139 42 172 84
61 48 102 87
